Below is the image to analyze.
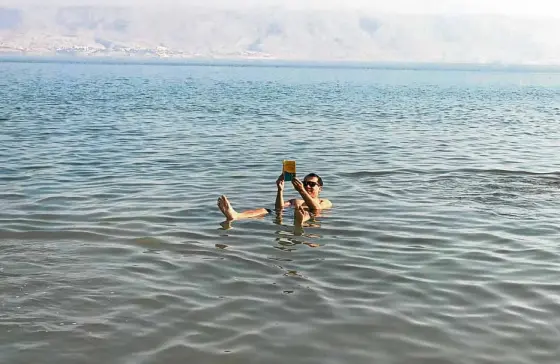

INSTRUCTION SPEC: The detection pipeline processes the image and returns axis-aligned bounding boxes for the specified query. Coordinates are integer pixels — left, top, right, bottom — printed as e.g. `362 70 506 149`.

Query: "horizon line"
2 55 560 73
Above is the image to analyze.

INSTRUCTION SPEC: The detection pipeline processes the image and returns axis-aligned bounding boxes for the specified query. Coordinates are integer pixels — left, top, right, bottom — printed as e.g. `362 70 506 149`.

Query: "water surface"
1 60 560 364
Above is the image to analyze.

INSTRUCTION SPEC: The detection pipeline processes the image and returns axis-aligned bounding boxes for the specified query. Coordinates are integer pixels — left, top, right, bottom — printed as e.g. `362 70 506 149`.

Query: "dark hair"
304 173 323 186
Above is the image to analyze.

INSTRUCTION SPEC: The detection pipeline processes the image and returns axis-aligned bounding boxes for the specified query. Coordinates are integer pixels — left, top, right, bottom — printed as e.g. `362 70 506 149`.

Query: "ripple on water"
1 62 560 364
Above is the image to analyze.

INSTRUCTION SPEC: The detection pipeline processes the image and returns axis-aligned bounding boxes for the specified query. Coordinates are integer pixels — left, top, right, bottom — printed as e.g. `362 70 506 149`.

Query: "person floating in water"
217 173 332 228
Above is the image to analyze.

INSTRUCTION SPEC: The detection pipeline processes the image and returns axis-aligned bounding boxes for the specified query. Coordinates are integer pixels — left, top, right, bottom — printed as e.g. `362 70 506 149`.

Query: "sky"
6 0 560 18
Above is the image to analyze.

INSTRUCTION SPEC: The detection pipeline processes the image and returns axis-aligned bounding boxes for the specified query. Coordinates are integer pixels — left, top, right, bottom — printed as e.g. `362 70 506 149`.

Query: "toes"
222 196 231 208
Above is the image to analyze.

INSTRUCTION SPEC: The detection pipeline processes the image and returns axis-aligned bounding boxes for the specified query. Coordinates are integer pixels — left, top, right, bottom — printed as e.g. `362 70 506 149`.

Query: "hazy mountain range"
1 3 559 65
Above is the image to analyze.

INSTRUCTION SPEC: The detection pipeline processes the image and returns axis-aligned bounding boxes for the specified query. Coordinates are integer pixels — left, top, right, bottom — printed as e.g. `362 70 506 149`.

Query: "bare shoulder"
320 199 333 209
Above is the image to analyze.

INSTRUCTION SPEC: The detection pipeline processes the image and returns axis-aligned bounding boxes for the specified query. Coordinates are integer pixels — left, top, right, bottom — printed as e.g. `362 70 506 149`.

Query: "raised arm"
275 174 287 210
292 178 322 211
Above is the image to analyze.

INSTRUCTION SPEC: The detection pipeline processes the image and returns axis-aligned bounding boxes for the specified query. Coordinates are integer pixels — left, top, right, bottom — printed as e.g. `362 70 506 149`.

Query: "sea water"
1 59 560 364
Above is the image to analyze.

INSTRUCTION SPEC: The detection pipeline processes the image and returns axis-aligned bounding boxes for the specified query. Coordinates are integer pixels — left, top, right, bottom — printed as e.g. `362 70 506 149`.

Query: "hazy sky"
7 0 560 18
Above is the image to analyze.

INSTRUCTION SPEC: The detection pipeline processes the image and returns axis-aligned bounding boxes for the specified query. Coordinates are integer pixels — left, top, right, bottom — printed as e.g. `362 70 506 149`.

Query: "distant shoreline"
2 55 560 73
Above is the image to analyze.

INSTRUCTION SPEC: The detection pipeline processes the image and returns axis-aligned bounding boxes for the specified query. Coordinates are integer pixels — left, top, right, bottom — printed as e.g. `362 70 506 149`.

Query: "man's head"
303 173 323 198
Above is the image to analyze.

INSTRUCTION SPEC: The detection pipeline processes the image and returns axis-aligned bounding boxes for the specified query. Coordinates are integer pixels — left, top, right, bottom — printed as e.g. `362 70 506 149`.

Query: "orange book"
283 160 296 181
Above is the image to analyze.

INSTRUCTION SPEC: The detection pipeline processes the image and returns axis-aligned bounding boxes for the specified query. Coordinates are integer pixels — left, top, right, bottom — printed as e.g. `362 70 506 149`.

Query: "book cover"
283 160 296 181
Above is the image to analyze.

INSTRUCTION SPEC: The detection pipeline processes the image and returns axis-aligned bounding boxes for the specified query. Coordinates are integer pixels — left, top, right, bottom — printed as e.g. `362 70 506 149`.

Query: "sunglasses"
303 181 319 188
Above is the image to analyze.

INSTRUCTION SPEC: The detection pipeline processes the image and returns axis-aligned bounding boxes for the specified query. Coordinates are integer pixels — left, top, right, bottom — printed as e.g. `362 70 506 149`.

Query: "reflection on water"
1 60 560 364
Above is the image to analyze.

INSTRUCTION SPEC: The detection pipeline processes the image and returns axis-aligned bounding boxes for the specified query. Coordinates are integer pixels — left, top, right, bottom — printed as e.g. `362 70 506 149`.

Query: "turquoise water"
1 60 560 364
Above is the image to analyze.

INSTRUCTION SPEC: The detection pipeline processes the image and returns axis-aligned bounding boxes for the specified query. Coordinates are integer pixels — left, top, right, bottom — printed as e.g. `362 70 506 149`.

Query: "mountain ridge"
1 5 559 65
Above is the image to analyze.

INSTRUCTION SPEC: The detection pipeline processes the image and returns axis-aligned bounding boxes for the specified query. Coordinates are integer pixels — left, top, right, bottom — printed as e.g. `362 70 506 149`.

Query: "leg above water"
217 195 270 221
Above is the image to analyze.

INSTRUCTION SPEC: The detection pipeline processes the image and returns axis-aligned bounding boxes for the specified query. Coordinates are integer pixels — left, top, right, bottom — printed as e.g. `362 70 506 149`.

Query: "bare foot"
294 205 310 236
294 205 310 225
217 195 238 221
